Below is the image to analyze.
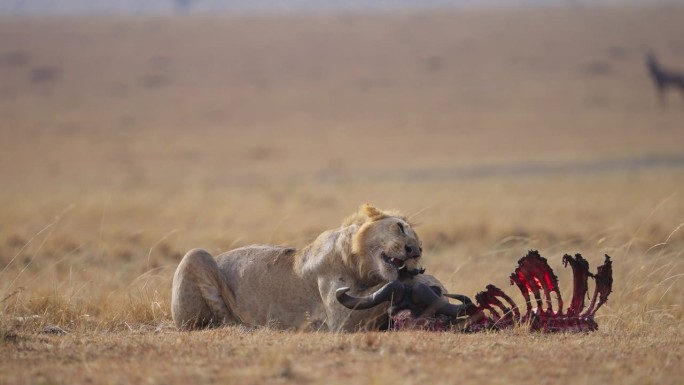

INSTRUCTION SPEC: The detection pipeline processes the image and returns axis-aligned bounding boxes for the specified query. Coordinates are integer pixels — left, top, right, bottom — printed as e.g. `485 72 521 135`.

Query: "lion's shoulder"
294 226 357 276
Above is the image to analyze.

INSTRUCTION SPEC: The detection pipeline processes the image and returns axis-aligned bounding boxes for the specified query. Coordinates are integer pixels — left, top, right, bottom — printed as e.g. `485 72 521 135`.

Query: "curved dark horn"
335 280 406 310
411 283 472 318
444 293 474 306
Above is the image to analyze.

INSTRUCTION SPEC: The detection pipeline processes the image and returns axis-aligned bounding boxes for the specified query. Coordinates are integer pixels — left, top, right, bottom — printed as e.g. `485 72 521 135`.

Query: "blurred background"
0 0 683 324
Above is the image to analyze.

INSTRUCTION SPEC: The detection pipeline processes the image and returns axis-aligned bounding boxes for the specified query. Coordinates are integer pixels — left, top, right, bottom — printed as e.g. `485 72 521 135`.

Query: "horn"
444 293 474 306
336 280 406 310
411 283 472 318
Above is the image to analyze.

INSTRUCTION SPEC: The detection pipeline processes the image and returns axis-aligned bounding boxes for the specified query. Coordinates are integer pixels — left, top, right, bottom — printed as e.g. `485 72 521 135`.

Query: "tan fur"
171 204 442 331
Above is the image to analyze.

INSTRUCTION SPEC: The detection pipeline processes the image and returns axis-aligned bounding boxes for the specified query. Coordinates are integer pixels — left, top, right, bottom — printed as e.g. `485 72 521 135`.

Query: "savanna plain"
1 4 683 385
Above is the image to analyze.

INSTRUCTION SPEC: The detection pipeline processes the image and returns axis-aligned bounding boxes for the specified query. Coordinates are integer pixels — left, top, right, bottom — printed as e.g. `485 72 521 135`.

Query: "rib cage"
391 250 613 333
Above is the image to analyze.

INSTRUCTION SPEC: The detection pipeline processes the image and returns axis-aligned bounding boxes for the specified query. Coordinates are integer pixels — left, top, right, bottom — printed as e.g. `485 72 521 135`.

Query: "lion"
171 204 445 332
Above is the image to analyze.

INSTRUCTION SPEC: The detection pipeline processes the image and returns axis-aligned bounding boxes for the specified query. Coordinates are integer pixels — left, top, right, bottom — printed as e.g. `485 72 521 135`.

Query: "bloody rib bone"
462 251 612 332
563 253 590 316
510 250 562 315
584 254 613 317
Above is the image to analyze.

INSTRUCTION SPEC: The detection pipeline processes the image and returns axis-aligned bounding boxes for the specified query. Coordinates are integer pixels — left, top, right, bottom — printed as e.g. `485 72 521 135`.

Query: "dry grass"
1 4 684 385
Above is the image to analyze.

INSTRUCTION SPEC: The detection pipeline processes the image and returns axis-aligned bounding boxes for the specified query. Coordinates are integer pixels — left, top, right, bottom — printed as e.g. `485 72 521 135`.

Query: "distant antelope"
646 53 684 102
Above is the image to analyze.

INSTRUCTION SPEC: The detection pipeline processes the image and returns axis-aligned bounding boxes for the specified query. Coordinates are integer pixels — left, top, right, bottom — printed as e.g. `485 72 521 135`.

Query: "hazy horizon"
0 0 680 16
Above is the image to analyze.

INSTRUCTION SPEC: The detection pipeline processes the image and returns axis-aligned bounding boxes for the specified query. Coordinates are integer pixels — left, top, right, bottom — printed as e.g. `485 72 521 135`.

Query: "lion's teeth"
398 264 406 270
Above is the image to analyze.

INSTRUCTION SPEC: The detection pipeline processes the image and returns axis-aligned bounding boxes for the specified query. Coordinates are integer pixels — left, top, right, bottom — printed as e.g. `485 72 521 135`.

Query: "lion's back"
216 244 297 278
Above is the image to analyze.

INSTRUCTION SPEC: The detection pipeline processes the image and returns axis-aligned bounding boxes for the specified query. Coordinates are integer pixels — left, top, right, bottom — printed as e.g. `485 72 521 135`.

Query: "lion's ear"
361 204 389 222
341 204 390 227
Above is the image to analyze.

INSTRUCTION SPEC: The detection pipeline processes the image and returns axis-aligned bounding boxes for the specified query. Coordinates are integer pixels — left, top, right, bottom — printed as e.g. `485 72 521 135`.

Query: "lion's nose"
404 245 421 259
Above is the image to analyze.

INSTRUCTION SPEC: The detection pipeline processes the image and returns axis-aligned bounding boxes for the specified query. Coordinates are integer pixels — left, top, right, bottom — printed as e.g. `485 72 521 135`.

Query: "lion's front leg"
171 248 240 330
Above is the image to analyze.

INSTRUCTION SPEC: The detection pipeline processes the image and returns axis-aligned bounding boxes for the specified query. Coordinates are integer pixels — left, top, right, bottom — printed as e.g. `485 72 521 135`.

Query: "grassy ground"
1 4 684 385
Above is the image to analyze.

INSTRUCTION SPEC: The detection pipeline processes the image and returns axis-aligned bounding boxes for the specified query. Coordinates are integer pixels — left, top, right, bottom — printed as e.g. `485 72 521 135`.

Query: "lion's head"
343 204 423 284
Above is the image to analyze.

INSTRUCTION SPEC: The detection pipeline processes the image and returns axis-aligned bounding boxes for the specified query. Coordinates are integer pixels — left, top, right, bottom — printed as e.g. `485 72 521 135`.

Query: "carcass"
336 250 613 332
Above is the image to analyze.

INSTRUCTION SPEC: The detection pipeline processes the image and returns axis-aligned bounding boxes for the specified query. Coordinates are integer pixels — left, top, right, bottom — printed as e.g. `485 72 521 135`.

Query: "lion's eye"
397 222 406 235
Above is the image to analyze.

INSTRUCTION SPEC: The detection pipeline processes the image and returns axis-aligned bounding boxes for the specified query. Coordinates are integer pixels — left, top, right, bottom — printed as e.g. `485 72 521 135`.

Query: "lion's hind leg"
171 248 240 330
